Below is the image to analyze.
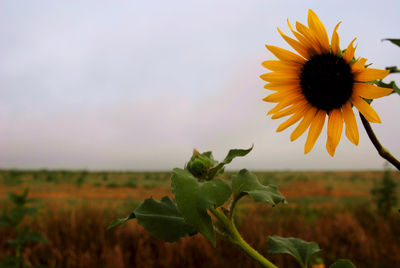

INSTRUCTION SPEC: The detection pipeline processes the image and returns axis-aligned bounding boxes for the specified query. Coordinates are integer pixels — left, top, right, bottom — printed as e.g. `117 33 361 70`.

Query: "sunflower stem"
209 207 278 268
359 112 400 170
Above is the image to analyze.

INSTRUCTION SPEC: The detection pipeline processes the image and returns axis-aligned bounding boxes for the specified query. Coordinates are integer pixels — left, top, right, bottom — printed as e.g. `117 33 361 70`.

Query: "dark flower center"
300 53 354 111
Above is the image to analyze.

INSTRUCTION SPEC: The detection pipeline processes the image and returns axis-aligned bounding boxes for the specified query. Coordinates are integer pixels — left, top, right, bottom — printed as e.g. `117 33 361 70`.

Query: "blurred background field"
1 169 399 268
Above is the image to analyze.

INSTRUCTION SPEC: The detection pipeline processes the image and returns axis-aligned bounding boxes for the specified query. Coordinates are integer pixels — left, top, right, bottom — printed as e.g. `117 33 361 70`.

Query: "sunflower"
261 9 392 156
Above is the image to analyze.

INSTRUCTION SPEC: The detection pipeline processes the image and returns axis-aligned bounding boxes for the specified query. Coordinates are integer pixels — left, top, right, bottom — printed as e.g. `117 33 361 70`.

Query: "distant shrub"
143 182 157 189
75 171 88 187
325 185 333 194
59 170 75 182
350 175 361 182
32 172 40 181
371 166 398 217
297 174 309 182
2 170 22 186
123 179 137 188
283 174 295 182
46 172 58 183
106 183 119 188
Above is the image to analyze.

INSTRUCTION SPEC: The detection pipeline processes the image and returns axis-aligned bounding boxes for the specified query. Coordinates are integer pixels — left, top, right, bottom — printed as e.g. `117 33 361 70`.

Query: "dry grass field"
0 170 399 267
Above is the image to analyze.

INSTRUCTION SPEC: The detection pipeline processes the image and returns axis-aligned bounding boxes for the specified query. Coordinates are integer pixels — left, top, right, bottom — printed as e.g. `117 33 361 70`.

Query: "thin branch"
359 112 400 170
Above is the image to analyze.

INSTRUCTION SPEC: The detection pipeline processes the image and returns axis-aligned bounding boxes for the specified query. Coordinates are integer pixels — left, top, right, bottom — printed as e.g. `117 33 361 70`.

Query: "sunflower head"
261 9 392 156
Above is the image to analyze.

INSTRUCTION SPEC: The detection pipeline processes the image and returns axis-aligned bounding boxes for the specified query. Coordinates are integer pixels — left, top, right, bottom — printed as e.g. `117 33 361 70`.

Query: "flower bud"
186 149 216 180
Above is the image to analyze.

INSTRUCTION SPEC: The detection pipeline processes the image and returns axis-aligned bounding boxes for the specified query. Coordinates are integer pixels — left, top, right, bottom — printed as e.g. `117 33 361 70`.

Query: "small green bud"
186 149 216 180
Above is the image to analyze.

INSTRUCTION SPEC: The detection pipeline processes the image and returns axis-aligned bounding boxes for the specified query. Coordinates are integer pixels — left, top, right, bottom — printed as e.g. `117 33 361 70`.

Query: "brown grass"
1 204 399 268
1 170 399 267
0 184 171 201
0 181 368 202
280 183 365 198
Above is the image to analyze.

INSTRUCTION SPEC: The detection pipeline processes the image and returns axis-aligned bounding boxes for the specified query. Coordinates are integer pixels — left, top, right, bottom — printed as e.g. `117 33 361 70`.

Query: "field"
0 170 399 268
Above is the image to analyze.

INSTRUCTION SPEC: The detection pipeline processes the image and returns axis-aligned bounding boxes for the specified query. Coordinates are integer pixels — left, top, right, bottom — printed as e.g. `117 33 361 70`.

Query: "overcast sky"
1 0 399 171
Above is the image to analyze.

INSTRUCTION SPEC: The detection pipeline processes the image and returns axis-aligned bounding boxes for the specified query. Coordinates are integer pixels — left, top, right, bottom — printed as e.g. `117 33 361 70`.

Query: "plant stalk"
15 244 21 268
229 193 244 220
210 207 278 268
359 112 400 170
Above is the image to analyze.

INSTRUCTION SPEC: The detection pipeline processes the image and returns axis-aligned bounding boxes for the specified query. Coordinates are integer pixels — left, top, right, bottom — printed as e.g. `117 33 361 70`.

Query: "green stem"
15 244 21 268
210 207 278 268
229 193 245 220
359 112 400 171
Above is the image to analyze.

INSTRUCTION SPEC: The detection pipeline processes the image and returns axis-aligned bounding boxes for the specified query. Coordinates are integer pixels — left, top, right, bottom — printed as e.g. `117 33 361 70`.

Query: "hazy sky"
1 0 399 170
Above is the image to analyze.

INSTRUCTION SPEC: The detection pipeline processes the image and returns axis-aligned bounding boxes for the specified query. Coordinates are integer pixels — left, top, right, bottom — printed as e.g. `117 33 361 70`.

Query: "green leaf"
232 169 285 206
198 179 232 208
0 255 26 268
107 212 136 229
376 80 400 96
386 66 400 73
10 207 38 224
7 188 30 206
134 196 197 242
267 236 322 268
207 145 253 179
0 215 14 227
23 231 47 244
330 259 356 268
171 168 231 246
221 145 254 164
7 238 21 246
382 38 400 47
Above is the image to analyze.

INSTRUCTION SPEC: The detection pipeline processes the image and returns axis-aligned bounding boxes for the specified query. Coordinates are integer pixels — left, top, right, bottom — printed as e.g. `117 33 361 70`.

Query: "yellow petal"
326 109 343 157
304 110 326 154
277 27 310 59
295 21 322 54
354 68 390 81
264 82 300 91
265 45 306 64
290 107 317 141
351 57 367 73
267 94 305 114
277 108 307 132
287 19 319 56
353 83 393 99
307 9 330 53
342 101 359 146
271 105 297 119
343 38 357 64
271 100 309 119
260 71 299 82
263 89 301 103
331 22 341 55
262 60 301 72
351 96 381 123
